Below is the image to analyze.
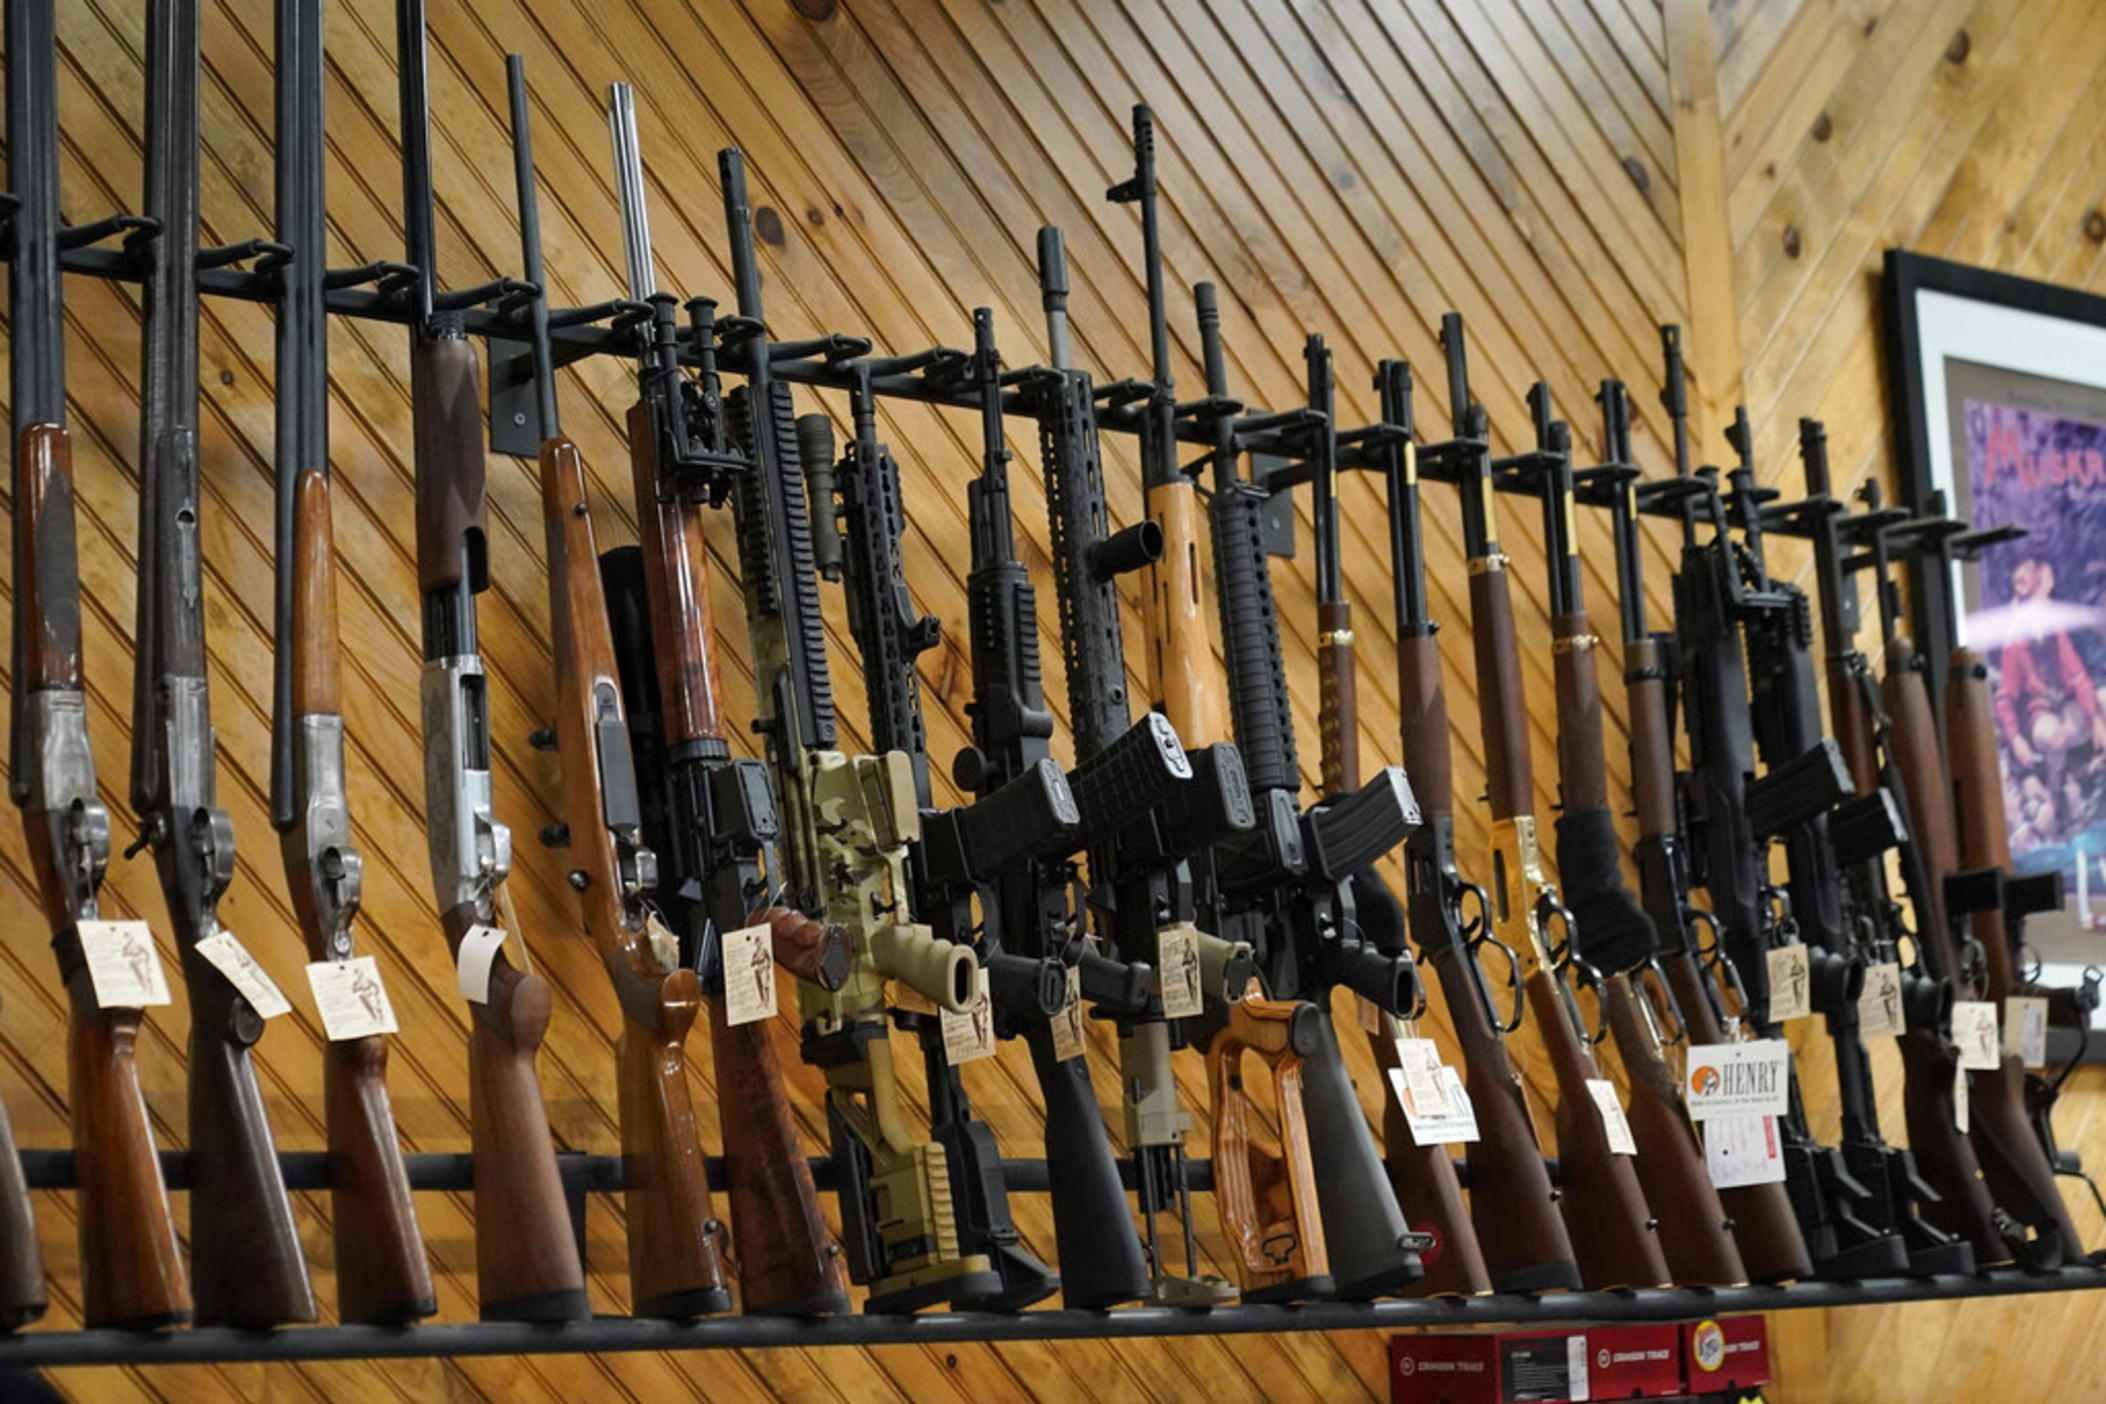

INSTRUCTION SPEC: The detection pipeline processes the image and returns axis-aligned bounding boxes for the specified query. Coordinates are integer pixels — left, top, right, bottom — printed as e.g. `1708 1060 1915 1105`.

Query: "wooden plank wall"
0 0 2100 1398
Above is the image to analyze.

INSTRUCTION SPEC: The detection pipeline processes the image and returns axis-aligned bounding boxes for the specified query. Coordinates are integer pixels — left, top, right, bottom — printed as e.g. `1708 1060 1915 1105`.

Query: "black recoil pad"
1745 738 1853 838
1830 790 1904 867
1089 520 1162 579
1064 711 1191 840
1556 802 1658 974
1304 767 1419 879
985 949 1069 1020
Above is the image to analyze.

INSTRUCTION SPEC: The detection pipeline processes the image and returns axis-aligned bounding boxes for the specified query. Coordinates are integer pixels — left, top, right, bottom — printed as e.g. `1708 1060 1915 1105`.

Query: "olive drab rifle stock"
400 0 586 1324
719 145 1003 1315
1439 315 1669 1291
131 0 315 1328
599 83 853 1319
271 0 432 1326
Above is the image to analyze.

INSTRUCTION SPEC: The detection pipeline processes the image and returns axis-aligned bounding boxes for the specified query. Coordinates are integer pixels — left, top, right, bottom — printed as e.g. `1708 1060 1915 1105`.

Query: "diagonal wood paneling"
2 0 2102 1398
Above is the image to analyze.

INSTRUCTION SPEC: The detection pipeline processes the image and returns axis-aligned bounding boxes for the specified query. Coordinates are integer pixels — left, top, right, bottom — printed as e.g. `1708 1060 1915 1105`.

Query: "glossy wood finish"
1207 998 1327 1302
13 425 82 691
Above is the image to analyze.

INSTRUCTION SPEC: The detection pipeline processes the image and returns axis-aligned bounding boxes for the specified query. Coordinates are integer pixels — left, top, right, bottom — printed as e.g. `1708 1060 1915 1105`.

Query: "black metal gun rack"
8 214 2103 1366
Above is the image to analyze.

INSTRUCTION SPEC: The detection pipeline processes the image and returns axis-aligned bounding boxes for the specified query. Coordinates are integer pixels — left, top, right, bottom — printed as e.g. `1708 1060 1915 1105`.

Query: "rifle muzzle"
870 921 978 1012
985 949 1068 1019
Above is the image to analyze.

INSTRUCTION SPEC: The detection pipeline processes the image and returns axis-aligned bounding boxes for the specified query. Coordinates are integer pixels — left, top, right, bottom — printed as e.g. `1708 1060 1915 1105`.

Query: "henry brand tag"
941 967 997 1065
1955 1060 1970 1134
1683 1040 1791 1120
1859 961 1905 1040
453 922 508 1004
1156 922 1204 1020
1704 1113 1787 1189
306 956 399 1041
720 922 778 1027
1050 966 1087 1062
2006 995 2049 1069
195 931 291 1020
1765 944 1812 1022
78 919 172 1010
1586 1078 1638 1155
1952 1000 2001 1070
1391 1039 1479 1146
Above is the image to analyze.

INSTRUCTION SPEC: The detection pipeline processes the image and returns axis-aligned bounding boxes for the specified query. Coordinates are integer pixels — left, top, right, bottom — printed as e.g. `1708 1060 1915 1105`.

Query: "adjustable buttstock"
1207 997 1332 1302
411 328 490 596
323 1035 437 1322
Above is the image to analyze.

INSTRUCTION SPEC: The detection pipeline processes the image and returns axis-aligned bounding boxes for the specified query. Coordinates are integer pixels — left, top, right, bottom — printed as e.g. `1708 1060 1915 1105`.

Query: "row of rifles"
2 0 2095 1337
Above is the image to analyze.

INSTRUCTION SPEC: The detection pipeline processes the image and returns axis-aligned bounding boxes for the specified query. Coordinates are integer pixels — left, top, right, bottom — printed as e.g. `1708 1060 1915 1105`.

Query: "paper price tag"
1704 1114 1787 1189
720 923 777 1027
1954 1060 1970 1134
1156 923 1204 1020
2006 995 2050 1069
195 931 290 1020
1859 962 1906 1040
1952 1000 2001 1070
1049 966 1087 1063
1683 1039 1792 1121
78 919 172 1010
1765 945 1812 1022
1566 1333 1591 1403
1390 1039 1479 1145
1586 1078 1638 1156
453 923 508 1004
306 956 399 1041
941 967 997 1065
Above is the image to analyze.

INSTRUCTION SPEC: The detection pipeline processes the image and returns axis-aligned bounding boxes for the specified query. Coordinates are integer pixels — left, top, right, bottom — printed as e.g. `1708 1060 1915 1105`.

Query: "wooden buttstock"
1626 641 1677 839
1397 633 1454 821
1827 650 1879 796
1968 1054 2083 1262
1603 978 1745 1286
628 401 727 750
186 1015 317 1327
1898 1029 2011 1267
708 993 848 1315
618 966 732 1317
1368 1030 1489 1296
1882 643 1963 975
1552 613 1609 809
1468 567 1534 819
1144 481 1228 740
288 468 340 715
1435 958 1579 1292
457 923 588 1321
1318 601 1358 794
15 423 84 691
1207 997 1329 1299
67 969 185 1329
1946 648 2017 997
323 1034 435 1323
1527 970 1670 1289
1659 953 1810 1281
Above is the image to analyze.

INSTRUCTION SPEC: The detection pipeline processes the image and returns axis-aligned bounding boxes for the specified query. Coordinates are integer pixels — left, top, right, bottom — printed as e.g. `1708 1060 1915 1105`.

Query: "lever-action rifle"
720 145 1000 1314
131 0 315 1328
1440 315 1668 1290
7 0 139 1331
1659 331 1908 1282
1530 384 1744 1287
509 56 736 1319
599 84 851 1318
272 0 431 1325
1599 379 1812 1284
1033 222 1252 1305
399 0 585 1325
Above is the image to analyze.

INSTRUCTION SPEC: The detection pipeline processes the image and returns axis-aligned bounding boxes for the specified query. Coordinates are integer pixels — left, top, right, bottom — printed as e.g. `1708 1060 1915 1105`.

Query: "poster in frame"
1884 250 2106 972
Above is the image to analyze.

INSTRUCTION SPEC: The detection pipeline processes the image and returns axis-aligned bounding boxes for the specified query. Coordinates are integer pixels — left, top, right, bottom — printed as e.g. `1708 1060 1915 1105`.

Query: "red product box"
1683 1315 1771 1394
1391 1323 1686 1403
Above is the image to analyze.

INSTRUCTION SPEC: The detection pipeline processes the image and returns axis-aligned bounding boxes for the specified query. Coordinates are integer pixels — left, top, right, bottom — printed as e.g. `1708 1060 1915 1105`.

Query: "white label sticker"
1859 962 1906 1040
1704 1113 1787 1188
1952 1000 2002 1070
721 922 778 1027
1390 1040 1479 1145
1586 1077 1638 1156
1955 1059 1970 1134
1765 945 1812 1022
1157 923 1204 1020
1682 1039 1792 1121
306 956 399 1041
941 967 997 1065
1050 966 1087 1063
453 922 508 1004
195 931 291 1020
78 919 172 1010
1566 1332 1591 1402
2006 995 2050 1069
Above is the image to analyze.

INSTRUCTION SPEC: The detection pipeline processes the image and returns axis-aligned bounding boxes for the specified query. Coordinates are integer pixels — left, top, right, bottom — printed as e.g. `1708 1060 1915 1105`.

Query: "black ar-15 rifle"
130 0 314 1328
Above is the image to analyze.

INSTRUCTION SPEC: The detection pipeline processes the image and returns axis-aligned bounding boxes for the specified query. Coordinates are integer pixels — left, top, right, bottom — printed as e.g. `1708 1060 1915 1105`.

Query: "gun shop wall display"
4 1 2105 1401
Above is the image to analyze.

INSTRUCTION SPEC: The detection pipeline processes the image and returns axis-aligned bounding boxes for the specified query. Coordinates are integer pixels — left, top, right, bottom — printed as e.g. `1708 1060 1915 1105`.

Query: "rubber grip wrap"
1557 802 1658 974
1298 1015 1423 1298
1209 482 1297 795
1064 710 1191 841
1303 767 1419 879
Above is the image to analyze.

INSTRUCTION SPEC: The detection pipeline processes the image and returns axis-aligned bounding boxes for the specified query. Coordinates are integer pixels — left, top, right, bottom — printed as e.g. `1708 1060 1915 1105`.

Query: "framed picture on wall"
1884 251 2106 972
